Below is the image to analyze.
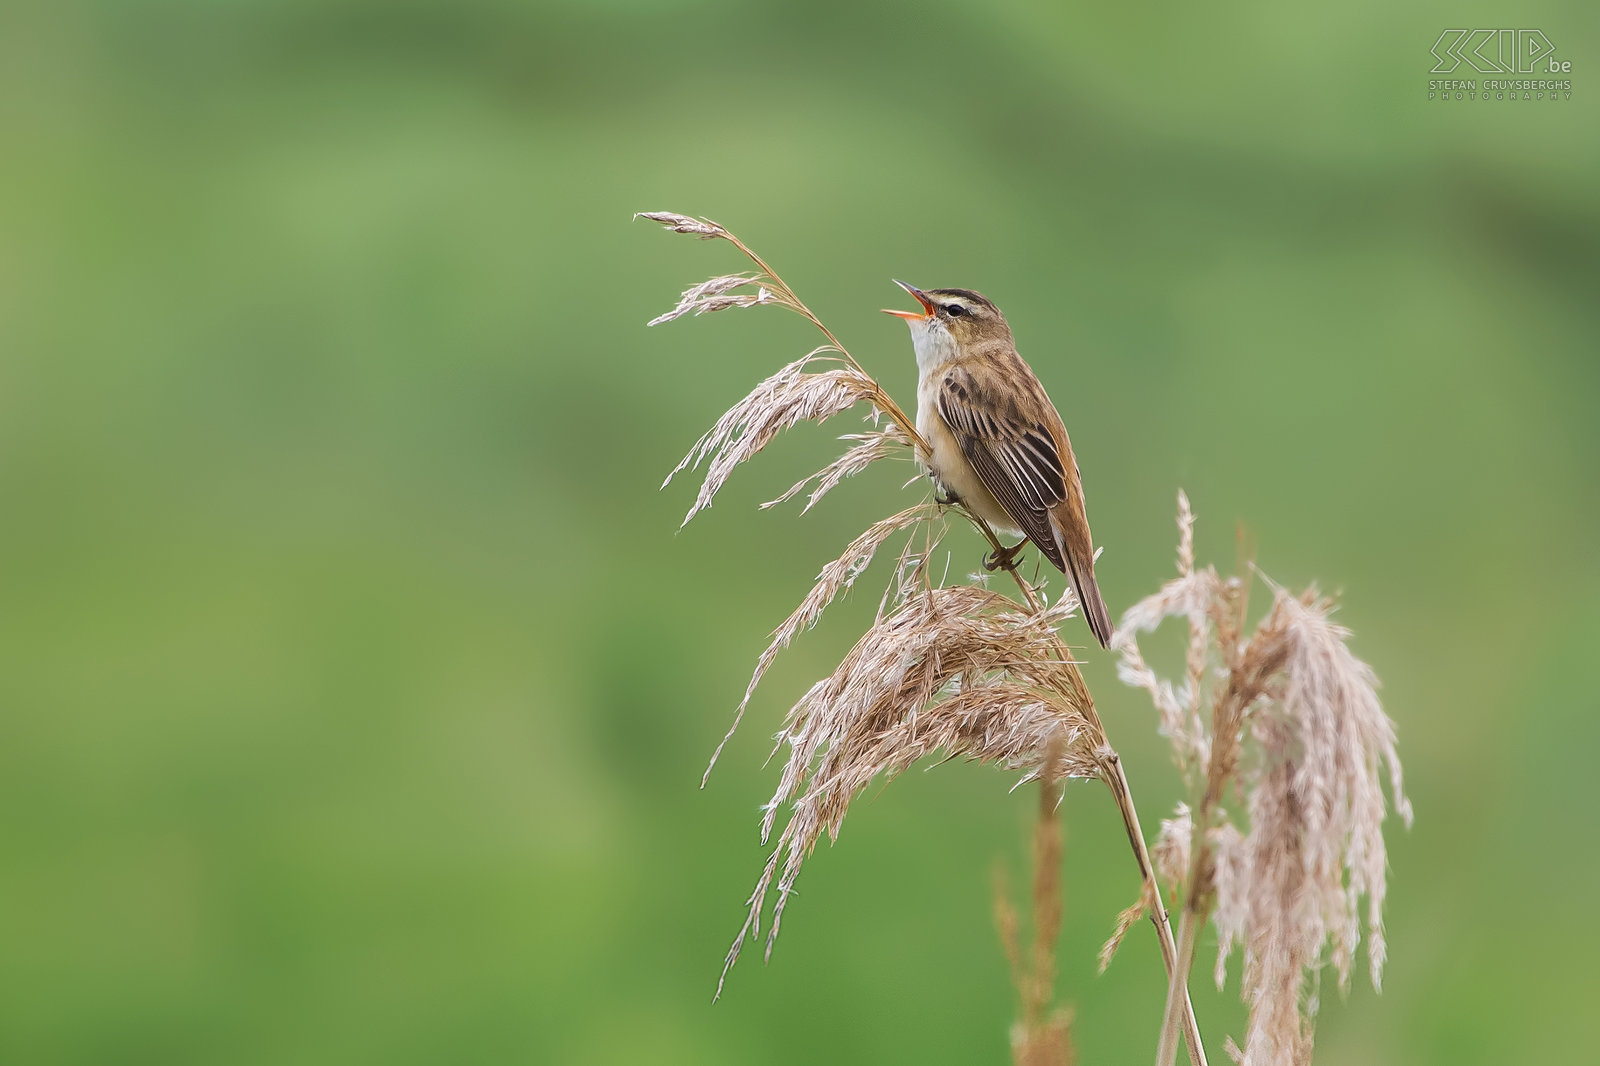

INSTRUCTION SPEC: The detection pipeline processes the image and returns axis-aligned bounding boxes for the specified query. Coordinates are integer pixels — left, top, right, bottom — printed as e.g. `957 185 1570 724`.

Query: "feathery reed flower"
722 573 1100 996
660 350 887 527
701 504 936 786
995 751 1077 1066
641 211 1219 1066
634 210 727 238
1113 493 1412 1066
763 426 912 514
646 273 780 326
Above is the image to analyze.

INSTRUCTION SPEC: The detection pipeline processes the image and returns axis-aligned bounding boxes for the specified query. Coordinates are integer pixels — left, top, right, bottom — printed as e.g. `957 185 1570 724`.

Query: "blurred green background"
1 1 1596 1062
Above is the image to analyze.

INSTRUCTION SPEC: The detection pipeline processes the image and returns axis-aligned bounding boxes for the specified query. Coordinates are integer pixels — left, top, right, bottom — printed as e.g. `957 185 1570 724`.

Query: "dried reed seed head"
646 273 783 327
1097 884 1155 975
993 758 1069 1053
717 580 1101 995
1111 560 1222 773
1209 585 1414 998
1213 756 1317 1066
762 424 912 514
1100 802 1204 973
701 504 937 786
1153 803 1195 897
634 210 727 238
662 352 887 527
994 863 1025 984
1116 495 1409 1066
644 210 1113 1012
1011 1012 1076 1066
1176 489 1197 576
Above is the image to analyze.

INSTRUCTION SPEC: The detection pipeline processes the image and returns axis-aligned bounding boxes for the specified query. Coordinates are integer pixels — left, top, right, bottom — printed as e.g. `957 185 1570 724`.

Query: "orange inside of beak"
883 283 934 320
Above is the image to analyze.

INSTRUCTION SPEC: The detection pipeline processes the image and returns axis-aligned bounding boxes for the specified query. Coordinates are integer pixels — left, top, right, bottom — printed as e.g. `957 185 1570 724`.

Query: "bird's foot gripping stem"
933 486 960 507
983 540 1028 573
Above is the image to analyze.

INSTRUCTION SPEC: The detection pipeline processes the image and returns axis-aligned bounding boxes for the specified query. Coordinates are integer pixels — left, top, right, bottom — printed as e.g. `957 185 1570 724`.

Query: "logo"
1428 30 1573 100
1430 30 1565 74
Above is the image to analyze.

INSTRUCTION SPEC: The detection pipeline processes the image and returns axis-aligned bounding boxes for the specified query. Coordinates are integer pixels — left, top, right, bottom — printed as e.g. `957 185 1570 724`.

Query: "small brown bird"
884 281 1115 647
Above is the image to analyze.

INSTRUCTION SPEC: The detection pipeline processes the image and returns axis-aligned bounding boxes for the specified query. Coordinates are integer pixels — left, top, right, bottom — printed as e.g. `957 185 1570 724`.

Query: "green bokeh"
0 1 1595 1062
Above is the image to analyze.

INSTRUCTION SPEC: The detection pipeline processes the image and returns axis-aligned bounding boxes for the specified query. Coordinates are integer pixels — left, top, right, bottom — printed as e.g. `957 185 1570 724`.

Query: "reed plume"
994 746 1077 1066
640 210 1207 1064
636 211 1401 1066
1111 493 1412 1066
637 212 1115 1006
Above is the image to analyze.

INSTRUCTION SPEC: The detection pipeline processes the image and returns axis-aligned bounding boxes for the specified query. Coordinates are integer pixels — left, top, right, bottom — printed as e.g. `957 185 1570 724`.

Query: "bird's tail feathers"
1069 564 1115 649
1049 519 1115 649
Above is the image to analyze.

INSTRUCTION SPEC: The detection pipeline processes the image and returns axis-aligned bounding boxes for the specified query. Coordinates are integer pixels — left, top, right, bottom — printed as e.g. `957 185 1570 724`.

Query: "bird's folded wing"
936 366 1069 572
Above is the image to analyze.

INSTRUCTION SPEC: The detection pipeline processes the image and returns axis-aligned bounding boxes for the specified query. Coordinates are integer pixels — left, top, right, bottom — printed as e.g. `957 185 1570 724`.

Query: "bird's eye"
944 303 965 317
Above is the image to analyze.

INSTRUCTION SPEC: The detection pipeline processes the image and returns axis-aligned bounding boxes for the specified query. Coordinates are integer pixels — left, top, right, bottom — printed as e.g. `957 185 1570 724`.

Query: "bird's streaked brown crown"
917 287 1013 349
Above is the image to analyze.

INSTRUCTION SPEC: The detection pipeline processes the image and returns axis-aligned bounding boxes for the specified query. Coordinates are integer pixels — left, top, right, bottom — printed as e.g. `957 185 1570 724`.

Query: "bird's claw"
983 542 1027 572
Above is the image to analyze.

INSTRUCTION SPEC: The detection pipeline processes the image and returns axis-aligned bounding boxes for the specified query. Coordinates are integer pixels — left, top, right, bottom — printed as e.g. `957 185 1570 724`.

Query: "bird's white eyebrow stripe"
926 288 998 314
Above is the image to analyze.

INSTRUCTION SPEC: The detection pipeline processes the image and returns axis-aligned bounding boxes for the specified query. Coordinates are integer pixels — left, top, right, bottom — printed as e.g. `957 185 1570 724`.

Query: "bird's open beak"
881 279 934 320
